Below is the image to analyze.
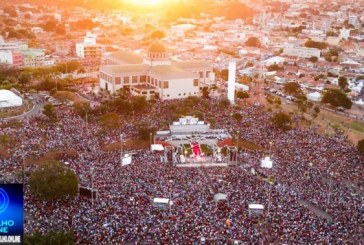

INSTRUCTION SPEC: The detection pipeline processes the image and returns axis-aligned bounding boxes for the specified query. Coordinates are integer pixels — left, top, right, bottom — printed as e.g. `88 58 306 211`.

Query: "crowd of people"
0 97 363 244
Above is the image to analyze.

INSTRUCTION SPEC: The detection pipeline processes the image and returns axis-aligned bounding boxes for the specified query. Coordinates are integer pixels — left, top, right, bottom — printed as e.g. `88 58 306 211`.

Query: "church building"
99 40 214 100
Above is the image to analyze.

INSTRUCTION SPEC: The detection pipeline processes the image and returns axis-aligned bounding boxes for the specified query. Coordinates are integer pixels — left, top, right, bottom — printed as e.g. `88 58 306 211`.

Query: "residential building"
76 32 105 59
283 47 321 58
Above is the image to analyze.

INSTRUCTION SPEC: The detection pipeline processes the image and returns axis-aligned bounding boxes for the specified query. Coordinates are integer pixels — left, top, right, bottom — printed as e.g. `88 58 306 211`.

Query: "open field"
24 148 78 165
278 103 364 145
53 91 88 104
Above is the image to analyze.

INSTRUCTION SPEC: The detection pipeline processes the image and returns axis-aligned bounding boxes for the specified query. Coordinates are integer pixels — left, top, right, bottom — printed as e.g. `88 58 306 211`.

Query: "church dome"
148 40 167 53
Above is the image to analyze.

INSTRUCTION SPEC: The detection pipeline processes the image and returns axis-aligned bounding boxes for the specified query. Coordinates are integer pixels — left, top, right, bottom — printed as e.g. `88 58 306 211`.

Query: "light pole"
91 166 94 209
21 145 25 185
169 179 173 215
150 132 153 146
267 183 272 217
269 141 273 157
120 134 123 166
236 130 240 149
327 171 334 205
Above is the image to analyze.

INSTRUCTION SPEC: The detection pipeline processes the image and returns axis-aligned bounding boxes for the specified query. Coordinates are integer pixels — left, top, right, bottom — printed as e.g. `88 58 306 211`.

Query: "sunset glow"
124 0 168 6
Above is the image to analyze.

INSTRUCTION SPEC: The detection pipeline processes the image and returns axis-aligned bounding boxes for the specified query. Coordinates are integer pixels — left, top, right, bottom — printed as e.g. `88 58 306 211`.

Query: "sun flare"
124 0 168 6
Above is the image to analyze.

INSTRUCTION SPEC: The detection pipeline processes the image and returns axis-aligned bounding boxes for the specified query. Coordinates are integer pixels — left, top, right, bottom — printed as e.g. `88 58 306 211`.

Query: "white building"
283 47 321 58
20 49 45 67
0 89 23 108
0 50 14 64
99 40 214 100
170 24 196 37
76 32 105 59
339 28 350 40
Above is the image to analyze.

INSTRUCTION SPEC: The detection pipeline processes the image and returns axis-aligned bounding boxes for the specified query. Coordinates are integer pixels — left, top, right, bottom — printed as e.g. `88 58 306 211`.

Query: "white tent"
214 193 227 202
260 156 273 169
0 90 23 108
248 204 264 217
151 144 164 151
306 92 322 102
121 154 132 166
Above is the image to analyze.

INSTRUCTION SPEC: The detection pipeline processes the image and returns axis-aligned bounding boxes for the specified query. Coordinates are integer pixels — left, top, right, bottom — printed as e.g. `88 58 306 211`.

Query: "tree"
73 102 90 118
43 20 57 32
236 91 249 99
271 112 292 131
137 124 156 140
24 231 74 245
202 87 209 98
18 72 31 86
3 6 17 17
245 37 261 47
309 56 318 63
267 64 283 71
43 104 56 118
99 112 121 130
29 161 78 200
150 30 165 39
304 40 328 50
357 139 364 154
284 82 301 96
321 89 352 109
233 112 242 121
131 96 147 112
338 76 348 90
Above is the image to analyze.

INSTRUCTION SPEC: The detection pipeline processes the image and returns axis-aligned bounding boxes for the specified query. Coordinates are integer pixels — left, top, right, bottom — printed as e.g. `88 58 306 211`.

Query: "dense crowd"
0 97 363 244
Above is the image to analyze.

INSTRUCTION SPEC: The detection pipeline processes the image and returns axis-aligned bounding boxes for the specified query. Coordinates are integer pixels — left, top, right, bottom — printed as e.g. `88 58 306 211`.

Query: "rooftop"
148 40 167 53
100 64 149 74
149 65 198 80
107 50 143 64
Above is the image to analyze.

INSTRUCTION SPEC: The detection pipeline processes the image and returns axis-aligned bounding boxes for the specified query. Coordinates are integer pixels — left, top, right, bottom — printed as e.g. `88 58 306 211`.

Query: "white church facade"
99 40 214 100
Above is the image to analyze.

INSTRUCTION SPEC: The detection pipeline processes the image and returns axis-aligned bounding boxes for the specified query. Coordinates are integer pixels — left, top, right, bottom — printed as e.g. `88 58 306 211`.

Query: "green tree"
131 96 147 112
219 98 231 108
233 112 242 121
338 76 348 90
24 231 74 245
73 102 90 118
357 139 364 154
43 104 56 118
321 89 352 109
137 124 156 140
202 87 209 98
18 72 31 86
284 82 301 96
304 40 328 50
245 37 261 47
99 112 121 130
309 56 318 63
267 64 283 71
271 112 292 131
236 91 249 99
29 161 78 200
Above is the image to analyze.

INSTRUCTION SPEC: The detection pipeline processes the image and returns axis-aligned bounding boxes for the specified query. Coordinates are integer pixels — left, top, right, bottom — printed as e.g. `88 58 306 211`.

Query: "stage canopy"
214 193 227 202
0 90 23 108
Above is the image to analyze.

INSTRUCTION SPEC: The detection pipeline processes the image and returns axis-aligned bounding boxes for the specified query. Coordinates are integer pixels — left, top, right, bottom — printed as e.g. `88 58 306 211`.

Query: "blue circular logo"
0 188 10 214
